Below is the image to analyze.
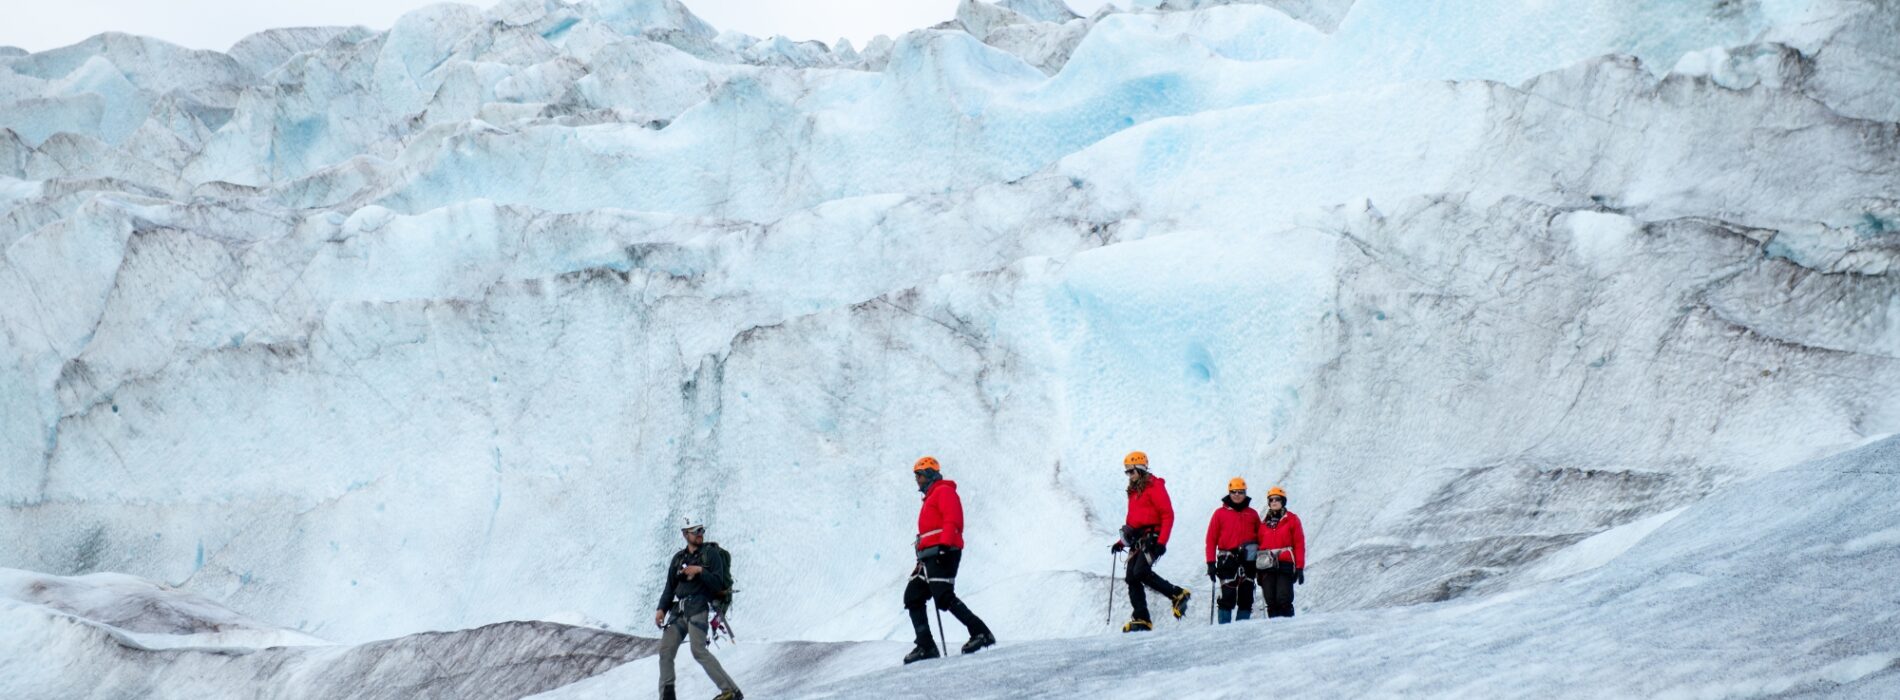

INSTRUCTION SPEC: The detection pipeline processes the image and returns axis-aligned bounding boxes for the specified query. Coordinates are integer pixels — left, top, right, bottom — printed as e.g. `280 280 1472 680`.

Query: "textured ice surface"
2 0 1899 696
541 435 1900 698
1 594 656 699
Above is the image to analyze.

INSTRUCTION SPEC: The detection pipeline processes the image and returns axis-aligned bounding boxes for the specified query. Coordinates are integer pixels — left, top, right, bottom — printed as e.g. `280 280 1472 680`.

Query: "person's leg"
1278 570 1297 617
686 612 739 692
1139 550 1182 598
927 551 992 637
1236 575 1256 620
1256 570 1276 617
903 573 935 646
1124 550 1152 622
658 615 684 695
1265 569 1294 617
1215 572 1236 624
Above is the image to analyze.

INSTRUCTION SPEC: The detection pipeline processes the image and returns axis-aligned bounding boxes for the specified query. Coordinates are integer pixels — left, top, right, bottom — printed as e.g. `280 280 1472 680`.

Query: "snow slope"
0 570 657 699
2 0 1899 696
11 433 1887 698
541 434 1900 698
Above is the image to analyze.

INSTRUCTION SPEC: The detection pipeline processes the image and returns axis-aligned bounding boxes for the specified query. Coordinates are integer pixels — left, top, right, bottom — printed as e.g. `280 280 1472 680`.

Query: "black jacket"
656 543 732 613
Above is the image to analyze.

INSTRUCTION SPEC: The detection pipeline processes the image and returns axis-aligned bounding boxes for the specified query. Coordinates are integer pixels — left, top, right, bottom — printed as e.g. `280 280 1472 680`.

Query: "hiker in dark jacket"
655 519 742 700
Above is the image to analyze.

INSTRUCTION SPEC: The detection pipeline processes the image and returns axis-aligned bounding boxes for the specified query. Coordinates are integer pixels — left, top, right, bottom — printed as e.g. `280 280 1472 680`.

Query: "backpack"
705 542 735 614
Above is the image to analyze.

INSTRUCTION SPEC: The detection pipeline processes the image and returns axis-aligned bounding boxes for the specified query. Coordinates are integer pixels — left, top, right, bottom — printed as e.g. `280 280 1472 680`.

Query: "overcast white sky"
1 0 1124 53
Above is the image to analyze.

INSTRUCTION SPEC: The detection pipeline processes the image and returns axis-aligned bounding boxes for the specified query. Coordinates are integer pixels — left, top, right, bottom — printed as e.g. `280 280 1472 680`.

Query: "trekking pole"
1209 576 1216 625
934 607 948 657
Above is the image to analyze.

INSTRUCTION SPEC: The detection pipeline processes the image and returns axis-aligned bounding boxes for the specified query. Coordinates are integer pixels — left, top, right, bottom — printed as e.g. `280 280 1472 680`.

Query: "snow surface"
539 435 1900 698
2 0 1899 696
5 435 1893 698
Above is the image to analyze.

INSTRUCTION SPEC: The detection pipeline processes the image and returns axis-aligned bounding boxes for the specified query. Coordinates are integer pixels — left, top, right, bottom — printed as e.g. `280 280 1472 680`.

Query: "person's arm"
1205 509 1220 563
917 492 936 548
655 552 680 612
1293 515 1307 569
944 487 964 546
1155 484 1174 546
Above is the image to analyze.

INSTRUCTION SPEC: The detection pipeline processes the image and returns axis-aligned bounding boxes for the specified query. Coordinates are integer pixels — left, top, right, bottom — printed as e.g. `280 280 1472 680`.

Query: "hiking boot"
1121 619 1152 633
961 632 996 654
1169 588 1193 619
903 641 942 664
712 691 744 700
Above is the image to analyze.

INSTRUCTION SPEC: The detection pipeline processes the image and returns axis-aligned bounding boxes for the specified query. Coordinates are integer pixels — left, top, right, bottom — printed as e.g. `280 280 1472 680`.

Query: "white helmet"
680 517 705 535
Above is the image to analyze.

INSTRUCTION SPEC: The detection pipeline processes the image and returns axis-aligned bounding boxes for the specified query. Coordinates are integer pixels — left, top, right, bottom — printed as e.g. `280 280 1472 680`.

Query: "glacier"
2 0 1898 697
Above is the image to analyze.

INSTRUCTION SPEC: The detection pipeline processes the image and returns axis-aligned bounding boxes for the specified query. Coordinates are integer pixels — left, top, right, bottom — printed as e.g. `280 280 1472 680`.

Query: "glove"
1150 544 1166 558
1205 562 1217 578
1295 568 1305 585
1111 541 1126 554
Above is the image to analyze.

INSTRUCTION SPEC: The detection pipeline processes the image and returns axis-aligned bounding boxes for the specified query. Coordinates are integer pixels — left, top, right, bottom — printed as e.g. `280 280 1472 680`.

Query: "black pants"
1125 546 1182 623
1215 557 1256 612
1259 565 1296 617
904 549 991 645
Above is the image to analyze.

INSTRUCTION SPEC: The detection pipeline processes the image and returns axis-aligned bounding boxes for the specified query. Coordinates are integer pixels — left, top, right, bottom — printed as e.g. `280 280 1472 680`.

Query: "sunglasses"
1229 490 1246 495
1124 469 1140 475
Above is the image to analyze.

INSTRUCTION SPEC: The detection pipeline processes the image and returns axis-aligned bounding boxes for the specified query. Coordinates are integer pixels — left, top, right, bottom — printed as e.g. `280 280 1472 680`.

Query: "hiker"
903 456 997 664
654 519 742 700
1204 477 1260 624
1255 486 1307 618
1111 451 1190 632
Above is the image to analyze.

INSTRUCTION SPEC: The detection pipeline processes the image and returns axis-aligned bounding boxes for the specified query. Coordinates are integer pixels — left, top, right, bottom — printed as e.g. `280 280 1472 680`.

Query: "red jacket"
916 479 965 550
1124 476 1175 546
1204 497 1260 562
1257 510 1306 568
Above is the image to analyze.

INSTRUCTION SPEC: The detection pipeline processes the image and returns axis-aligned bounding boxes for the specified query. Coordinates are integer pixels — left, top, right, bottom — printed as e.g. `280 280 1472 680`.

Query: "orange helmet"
913 456 941 473
1266 486 1287 500
1228 477 1247 492
1123 451 1149 469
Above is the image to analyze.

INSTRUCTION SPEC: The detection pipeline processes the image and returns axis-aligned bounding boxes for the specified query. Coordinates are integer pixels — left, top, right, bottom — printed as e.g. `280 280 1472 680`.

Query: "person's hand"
682 565 703 578
1111 541 1125 554
1205 562 1217 578
1295 568 1305 585
653 610 667 628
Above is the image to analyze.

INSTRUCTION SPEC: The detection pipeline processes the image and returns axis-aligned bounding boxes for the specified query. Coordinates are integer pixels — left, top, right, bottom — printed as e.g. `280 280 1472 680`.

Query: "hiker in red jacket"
1255 486 1307 618
902 456 996 664
1110 451 1190 632
1204 477 1260 624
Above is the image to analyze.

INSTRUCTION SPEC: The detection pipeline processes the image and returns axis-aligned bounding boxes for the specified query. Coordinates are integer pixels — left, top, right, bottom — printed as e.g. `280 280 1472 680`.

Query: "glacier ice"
0 568 656 698
2 0 1898 696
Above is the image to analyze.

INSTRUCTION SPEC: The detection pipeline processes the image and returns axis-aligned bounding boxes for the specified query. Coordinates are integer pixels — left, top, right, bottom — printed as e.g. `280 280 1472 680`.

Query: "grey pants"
659 611 737 694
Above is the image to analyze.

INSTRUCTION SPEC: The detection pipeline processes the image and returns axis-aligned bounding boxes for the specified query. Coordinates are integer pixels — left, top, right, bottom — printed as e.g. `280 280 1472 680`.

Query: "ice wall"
2 0 1897 648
